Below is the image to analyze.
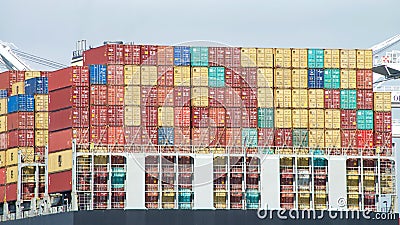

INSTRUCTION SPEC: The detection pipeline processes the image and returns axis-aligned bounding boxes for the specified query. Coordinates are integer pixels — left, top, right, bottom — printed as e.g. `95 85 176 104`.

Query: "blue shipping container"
191 47 209 66
242 128 258 147
308 49 324 68
308 69 324 88
7 94 34 113
158 127 174 145
0 89 8 98
174 46 191 66
89 65 107 84
24 77 48 95
208 67 225 87
357 110 374 130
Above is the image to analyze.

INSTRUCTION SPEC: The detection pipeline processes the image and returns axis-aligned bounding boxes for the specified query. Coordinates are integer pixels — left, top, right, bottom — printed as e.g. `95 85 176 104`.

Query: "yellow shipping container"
274 68 291 88
35 129 48 147
257 68 273 88
0 98 7 115
274 48 291 68
141 66 158 86
241 48 257 67
124 65 141 85
275 109 292 128
291 49 308 68
124 85 141 106
35 112 48 129
0 115 6 133
274 89 292 108
309 129 325 148
292 69 308 88
356 50 373 69
6 148 18 166
11 81 24 96
374 92 391 112
308 89 324 108
340 49 357 69
48 149 73 173
34 95 48 111
191 67 209 86
25 71 41 80
292 89 308 108
309 109 325 129
257 88 274 108
324 109 341 129
292 109 308 128
340 69 357 89
256 48 274 67
6 166 18 184
174 66 191 86
325 129 341 148
192 87 209 107
124 106 141 126
158 107 174 127
0 151 4 167
324 49 340 68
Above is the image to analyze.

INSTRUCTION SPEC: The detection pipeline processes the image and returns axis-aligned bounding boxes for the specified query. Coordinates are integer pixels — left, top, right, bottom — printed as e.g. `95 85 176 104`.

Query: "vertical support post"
71 139 78 211
16 150 22 219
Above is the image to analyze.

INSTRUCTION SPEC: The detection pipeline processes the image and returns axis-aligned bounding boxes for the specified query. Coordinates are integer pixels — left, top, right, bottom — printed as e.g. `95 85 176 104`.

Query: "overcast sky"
2 0 400 68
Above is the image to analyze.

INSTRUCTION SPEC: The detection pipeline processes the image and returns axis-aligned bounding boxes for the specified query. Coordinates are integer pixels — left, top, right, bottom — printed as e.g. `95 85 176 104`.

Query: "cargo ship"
0 43 397 225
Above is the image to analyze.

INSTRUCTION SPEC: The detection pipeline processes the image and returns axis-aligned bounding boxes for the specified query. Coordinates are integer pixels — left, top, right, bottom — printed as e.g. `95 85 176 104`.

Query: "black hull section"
0 210 398 225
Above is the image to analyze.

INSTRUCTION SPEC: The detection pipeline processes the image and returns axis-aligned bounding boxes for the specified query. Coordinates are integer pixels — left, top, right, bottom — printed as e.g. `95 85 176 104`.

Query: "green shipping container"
191 47 208 66
357 110 374 130
111 167 126 188
324 69 340 89
209 67 225 87
258 108 274 128
293 129 308 147
242 128 258 147
340 89 357 109
308 49 324 68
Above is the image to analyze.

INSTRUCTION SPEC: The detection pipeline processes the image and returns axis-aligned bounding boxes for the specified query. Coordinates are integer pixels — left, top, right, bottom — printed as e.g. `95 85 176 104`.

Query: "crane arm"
0 41 31 71
370 34 400 55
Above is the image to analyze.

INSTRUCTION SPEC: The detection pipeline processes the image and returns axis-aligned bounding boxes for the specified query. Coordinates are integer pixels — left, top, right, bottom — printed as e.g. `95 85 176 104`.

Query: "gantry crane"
371 34 400 84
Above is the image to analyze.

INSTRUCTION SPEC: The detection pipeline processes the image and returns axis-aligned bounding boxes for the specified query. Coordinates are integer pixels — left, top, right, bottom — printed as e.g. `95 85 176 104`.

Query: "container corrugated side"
192 67 209 86
0 98 7 115
35 112 48 129
6 166 18 184
256 48 273 67
292 89 308 108
191 87 209 107
324 49 340 68
325 129 341 147
191 47 209 67
356 50 373 69
374 92 391 112
274 89 291 108
24 71 41 80
309 109 325 129
292 109 308 128
291 49 308 68
158 107 174 127
48 170 72 193
257 88 273 108
274 69 291 88
241 48 257 67
291 69 308 88
275 109 292 128
141 66 158 86
340 49 357 69
174 66 191 86
308 129 325 148
308 89 324 108
34 94 48 111
11 81 24 96
35 129 48 147
274 48 291 68
0 115 6 133
324 109 340 129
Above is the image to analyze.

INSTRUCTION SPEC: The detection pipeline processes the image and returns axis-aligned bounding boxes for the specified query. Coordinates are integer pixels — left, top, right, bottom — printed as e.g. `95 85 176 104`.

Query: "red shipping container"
90 85 108 105
224 47 241 68
48 128 89 153
0 71 24 90
374 112 392 132
141 106 158 127
324 90 340 109
192 107 209 128
174 107 190 127
242 108 258 128
107 85 124 105
0 132 7 149
90 105 108 126
90 126 108 144
141 86 158 106
108 127 125 145
123 44 141 65
40 71 50 77
174 127 191 145
340 110 357 130
49 86 90 111
49 107 89 132
107 65 124 85
48 66 89 91
225 88 242 107
7 129 34 148
241 88 257 108
173 87 191 107
226 107 242 127
209 128 226 146
357 89 373 109
157 66 174 86
226 128 242 146
141 45 158 65
83 44 124 66
6 183 18 201
192 128 209 146
341 130 357 148
0 168 5 185
374 132 392 150
7 112 34 130
124 126 142 145
141 127 158 145
157 86 174 106
209 107 226 127
108 106 124 126
208 47 225 67
48 170 72 193
258 128 274 147
209 88 226 107
275 129 293 147
157 46 174 66
357 130 373 148
240 68 257 88
356 69 373 90
225 68 241 88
